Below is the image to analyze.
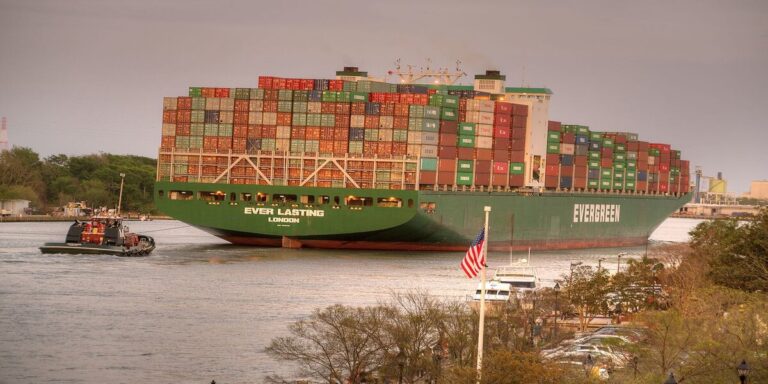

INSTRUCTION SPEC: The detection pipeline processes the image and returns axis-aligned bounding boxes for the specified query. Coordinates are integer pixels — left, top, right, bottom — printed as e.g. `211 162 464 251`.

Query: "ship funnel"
473 70 506 94
336 67 368 81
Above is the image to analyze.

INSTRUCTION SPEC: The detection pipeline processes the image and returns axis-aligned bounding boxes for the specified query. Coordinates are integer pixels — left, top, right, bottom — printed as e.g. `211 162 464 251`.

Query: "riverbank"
0 214 172 223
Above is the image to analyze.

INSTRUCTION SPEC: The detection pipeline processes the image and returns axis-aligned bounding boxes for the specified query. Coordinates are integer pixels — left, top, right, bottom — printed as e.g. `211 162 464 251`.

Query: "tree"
562 265 611 331
265 304 389 384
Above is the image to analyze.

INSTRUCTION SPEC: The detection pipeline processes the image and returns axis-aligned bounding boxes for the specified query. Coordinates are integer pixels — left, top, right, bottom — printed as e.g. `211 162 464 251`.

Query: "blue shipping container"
561 155 574 166
365 102 381 115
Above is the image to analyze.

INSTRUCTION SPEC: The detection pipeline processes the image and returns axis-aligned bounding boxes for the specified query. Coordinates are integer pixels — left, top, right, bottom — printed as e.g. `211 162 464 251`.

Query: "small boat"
40 216 155 256
493 260 538 293
469 280 514 315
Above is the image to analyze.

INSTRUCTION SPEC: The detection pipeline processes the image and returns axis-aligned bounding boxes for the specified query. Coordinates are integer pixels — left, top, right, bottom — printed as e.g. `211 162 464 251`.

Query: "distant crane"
387 58 467 85
0 117 8 152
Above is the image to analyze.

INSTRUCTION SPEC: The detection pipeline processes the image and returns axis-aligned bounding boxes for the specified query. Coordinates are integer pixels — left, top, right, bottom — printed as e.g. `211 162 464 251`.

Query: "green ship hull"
155 181 691 251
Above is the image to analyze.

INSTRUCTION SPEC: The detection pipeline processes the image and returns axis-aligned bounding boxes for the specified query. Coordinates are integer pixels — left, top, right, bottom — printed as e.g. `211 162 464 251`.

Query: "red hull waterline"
219 235 651 252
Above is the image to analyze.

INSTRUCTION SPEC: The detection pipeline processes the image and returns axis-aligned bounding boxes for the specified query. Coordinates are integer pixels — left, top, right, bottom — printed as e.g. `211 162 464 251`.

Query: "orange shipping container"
163 110 177 124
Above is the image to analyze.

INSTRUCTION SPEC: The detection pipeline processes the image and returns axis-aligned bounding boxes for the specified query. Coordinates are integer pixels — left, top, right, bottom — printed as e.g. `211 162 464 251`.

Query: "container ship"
154 67 691 251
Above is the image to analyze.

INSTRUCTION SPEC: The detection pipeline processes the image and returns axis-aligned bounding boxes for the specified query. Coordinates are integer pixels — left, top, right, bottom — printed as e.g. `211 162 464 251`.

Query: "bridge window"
255 192 268 203
242 193 253 202
377 197 402 208
301 195 315 204
200 191 226 201
169 190 193 200
319 195 330 205
334 196 340 205
408 199 414 208
346 196 372 207
420 202 436 213
273 194 297 203
230 192 237 202
158 190 165 198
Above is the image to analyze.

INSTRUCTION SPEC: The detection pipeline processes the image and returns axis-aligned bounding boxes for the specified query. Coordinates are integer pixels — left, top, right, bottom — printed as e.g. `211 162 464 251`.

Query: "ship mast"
387 59 467 85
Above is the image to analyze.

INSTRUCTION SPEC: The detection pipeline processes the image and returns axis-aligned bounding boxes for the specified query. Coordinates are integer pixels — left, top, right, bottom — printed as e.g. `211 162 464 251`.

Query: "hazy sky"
1 0 766 193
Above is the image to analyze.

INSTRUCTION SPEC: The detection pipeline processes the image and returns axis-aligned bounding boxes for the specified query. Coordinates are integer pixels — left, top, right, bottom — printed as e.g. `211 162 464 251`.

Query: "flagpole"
476 205 491 377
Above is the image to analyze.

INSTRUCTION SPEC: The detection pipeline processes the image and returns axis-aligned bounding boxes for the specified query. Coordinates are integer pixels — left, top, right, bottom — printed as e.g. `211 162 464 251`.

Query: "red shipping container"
546 153 560 165
234 112 249 125
160 136 175 149
493 127 510 138
545 164 559 175
378 102 393 115
438 159 456 172
511 127 526 139
258 76 274 89
493 114 511 127
232 138 246 152
510 174 525 187
203 136 217 150
336 103 351 115
276 113 292 125
335 115 350 128
177 97 192 110
333 140 348 155
262 100 278 112
493 161 509 174
273 78 287 89
162 110 177 124
562 132 576 144
474 160 491 173
364 116 379 129
548 121 562 131
544 175 558 188
437 172 456 185
393 116 409 129
492 150 509 161
394 103 410 116
493 138 510 149
377 142 393 155
627 141 638 152
574 156 588 166
574 177 587 189
476 149 493 161
601 148 613 158
306 127 321 140
458 147 474 160
419 171 437 184
392 142 408 156
214 88 230 97
560 165 574 177
233 125 248 138
475 173 491 186
291 127 306 139
334 128 349 141
510 138 525 151
491 174 508 187
176 110 191 123
512 115 527 128
175 123 191 136
398 94 414 104
574 165 588 178
440 121 458 134
319 140 334 153
659 163 670 172
201 87 216 97
439 133 457 146
217 137 232 150
320 102 335 114
262 125 277 138
495 102 513 115
439 146 457 158
234 99 250 112
636 181 648 191
385 93 399 104
247 125 261 138
351 102 366 115
510 151 525 163
601 158 613 168
659 182 669 192
512 103 528 116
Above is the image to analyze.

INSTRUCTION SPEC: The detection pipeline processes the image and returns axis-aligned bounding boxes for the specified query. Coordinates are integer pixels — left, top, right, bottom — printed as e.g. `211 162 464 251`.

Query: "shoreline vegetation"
0 147 157 215
265 208 768 384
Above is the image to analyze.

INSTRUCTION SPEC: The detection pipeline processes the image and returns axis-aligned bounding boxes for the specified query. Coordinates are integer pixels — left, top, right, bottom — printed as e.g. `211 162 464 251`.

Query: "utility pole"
117 173 126 216
0 117 8 151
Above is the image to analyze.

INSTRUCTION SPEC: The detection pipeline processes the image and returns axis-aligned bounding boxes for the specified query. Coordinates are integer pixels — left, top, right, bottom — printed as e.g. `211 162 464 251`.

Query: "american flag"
460 228 486 278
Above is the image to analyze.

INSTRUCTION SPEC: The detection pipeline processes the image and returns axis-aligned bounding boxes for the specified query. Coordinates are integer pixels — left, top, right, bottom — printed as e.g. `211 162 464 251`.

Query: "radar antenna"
387 58 466 85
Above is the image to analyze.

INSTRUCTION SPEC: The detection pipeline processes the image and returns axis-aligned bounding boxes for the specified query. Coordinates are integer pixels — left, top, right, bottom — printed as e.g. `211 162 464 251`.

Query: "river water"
0 217 703 383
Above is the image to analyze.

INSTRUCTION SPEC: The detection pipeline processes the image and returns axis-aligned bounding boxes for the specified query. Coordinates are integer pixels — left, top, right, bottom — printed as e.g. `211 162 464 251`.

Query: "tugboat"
40 216 155 256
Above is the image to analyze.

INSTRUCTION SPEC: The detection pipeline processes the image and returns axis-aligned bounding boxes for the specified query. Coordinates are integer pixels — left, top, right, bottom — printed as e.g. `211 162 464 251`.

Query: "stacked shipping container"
545 122 690 194
159 76 532 190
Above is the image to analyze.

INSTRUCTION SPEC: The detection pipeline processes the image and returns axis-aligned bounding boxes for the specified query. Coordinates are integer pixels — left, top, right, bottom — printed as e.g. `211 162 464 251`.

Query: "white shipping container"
648 156 656 165
163 97 178 110
263 112 277 125
465 111 481 124
378 129 393 142
560 143 575 155
421 132 439 145
307 102 322 114
378 116 394 129
478 111 495 125
465 99 480 111
248 111 263 125
477 124 494 137
478 100 495 113
421 145 438 157
162 123 176 136
350 115 365 128
407 144 421 157
249 100 263 111
205 98 221 111
219 111 234 124
475 136 493 149
276 126 291 139
407 131 422 144
219 98 235 111
275 138 290 151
